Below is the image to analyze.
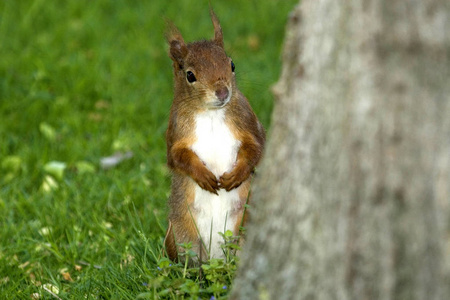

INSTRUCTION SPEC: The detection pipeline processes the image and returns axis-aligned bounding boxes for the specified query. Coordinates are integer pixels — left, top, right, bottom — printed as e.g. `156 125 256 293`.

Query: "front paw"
192 168 220 195
219 164 251 191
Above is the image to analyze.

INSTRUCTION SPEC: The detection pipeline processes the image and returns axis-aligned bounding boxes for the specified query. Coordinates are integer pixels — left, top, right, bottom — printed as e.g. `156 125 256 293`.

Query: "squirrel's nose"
215 86 229 102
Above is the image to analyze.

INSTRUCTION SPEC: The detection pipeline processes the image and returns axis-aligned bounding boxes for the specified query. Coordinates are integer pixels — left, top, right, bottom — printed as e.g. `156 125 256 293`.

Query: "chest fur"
191 109 240 178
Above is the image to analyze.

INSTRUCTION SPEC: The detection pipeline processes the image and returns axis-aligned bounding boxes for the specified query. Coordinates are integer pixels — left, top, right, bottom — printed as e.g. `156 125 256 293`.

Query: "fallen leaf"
30 273 41 287
88 112 103 121
18 261 30 269
61 272 73 282
1 156 22 172
0 277 9 285
100 151 133 169
41 175 59 192
247 34 260 50
95 100 110 110
43 161 67 180
75 161 96 174
39 122 57 141
31 293 40 299
42 283 60 299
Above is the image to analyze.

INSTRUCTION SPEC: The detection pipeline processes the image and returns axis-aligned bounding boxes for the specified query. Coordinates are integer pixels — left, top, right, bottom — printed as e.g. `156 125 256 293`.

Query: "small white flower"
31 293 40 299
39 227 51 236
102 221 113 229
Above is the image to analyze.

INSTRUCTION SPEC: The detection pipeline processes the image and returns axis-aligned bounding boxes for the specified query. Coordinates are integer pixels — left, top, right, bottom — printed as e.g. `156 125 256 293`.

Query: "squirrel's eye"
186 71 196 83
231 61 235 72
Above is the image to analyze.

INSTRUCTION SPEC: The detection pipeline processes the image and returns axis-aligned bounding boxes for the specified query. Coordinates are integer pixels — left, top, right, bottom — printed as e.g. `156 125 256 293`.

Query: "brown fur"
164 10 265 262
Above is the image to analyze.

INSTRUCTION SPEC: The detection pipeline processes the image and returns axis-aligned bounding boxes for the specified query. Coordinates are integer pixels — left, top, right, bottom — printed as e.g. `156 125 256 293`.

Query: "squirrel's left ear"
210 8 224 49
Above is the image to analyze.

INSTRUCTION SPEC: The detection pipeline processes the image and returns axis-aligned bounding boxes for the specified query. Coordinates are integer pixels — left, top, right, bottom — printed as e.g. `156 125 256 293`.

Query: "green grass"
0 0 297 298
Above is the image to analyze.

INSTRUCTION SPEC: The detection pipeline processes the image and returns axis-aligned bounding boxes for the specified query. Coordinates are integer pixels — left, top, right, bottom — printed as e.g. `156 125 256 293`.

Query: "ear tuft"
166 20 188 68
210 8 224 49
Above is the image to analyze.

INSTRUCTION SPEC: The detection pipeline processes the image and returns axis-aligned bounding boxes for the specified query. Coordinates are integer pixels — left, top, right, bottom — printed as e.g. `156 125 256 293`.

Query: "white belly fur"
191 108 241 259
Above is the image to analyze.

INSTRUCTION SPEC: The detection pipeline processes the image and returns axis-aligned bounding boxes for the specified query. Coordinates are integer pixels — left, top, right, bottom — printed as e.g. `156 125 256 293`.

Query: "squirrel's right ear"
166 21 188 69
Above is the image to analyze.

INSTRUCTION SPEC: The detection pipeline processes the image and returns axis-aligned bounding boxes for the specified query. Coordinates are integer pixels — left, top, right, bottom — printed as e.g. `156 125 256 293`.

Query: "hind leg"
164 221 178 261
166 209 208 264
233 179 252 250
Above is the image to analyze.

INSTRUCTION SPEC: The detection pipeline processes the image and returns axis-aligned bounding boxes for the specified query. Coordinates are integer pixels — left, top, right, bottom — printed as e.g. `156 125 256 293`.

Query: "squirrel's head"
167 10 235 109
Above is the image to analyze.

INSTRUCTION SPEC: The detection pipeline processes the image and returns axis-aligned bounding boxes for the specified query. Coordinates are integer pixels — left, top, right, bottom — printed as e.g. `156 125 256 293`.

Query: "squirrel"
164 9 265 263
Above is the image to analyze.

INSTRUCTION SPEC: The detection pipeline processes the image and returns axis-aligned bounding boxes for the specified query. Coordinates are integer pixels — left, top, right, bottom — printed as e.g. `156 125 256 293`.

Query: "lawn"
0 0 297 298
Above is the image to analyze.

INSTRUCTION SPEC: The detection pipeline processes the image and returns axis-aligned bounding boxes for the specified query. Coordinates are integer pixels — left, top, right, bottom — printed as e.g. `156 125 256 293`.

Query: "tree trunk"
231 1 450 299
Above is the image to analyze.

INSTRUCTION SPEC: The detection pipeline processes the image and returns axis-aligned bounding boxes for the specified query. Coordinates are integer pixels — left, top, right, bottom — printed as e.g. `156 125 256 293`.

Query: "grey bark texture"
231 1 450 299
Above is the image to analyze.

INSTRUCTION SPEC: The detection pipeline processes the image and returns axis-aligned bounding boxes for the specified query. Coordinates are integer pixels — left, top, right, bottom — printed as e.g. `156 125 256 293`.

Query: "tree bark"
231 1 450 299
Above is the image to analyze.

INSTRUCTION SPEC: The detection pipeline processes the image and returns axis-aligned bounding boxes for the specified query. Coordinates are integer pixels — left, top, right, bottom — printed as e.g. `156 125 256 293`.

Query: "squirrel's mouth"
209 98 230 109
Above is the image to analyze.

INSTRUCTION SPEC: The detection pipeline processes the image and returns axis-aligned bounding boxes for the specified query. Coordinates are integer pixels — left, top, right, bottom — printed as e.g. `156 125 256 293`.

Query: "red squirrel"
164 9 265 262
